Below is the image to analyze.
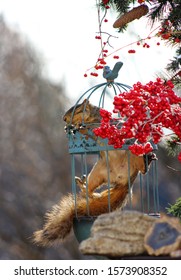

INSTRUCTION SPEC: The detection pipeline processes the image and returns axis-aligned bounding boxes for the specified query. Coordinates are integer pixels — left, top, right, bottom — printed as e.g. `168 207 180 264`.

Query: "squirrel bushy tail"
33 194 75 246
33 181 131 246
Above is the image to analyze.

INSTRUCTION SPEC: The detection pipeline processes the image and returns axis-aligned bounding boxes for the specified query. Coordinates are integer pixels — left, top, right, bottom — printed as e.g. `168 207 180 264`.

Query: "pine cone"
113 4 149 29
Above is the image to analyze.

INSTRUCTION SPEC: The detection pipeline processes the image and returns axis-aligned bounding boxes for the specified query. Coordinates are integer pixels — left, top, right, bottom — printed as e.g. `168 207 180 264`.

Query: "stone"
79 210 156 257
144 214 181 256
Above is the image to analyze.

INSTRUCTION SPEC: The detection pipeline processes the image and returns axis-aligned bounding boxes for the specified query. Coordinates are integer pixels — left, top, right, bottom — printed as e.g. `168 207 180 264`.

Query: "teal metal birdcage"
64 62 160 242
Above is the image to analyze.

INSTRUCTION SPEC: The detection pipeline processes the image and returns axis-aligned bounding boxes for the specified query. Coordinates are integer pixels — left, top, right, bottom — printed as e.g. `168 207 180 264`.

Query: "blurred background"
0 1 180 259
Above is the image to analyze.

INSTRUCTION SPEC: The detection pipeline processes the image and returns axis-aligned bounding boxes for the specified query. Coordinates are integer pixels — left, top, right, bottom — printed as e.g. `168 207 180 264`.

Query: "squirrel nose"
63 115 67 122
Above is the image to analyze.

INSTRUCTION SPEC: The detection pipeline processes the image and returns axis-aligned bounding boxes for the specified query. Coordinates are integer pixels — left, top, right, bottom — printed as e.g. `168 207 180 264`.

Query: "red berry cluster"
128 39 156 55
143 42 150 48
157 20 180 43
93 78 181 161
129 142 153 156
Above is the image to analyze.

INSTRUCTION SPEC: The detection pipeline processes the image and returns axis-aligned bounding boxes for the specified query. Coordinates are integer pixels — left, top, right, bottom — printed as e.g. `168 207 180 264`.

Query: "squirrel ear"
82 99 89 104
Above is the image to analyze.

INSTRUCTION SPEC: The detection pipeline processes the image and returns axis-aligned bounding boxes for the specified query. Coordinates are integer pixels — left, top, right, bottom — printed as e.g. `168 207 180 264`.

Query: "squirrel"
33 99 156 246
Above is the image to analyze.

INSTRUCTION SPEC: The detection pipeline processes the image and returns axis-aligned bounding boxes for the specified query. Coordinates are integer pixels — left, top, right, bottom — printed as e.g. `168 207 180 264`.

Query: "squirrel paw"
75 176 102 198
75 176 87 194
75 176 84 185
92 192 102 198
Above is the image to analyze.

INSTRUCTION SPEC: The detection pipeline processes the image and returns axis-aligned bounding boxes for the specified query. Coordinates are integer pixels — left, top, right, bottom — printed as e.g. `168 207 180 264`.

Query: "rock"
170 249 181 258
79 210 156 257
144 214 181 256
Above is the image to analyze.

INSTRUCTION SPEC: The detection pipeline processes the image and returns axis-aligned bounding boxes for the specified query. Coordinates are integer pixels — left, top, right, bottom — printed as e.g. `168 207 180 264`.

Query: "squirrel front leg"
86 168 105 196
75 175 103 198
75 159 106 197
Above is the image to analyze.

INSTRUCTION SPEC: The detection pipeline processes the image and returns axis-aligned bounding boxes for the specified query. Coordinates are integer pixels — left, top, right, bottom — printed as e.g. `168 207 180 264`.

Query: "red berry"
161 33 171 39
178 152 181 162
128 49 136 53
90 72 98 77
103 0 109 4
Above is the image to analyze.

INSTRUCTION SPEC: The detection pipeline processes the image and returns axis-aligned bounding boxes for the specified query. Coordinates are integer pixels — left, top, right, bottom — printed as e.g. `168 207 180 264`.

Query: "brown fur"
64 99 146 197
33 100 154 246
63 99 101 128
33 172 137 247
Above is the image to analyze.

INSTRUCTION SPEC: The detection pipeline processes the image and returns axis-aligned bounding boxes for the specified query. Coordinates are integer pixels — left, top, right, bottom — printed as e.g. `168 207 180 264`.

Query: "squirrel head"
63 99 101 129
132 152 157 174
63 99 91 125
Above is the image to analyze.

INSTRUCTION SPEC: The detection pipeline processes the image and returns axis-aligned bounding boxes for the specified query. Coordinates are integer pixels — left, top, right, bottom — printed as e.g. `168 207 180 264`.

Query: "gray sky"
0 0 175 100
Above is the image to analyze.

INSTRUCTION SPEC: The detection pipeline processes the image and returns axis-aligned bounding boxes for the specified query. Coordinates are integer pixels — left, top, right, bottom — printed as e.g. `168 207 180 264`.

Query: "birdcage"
63 62 160 242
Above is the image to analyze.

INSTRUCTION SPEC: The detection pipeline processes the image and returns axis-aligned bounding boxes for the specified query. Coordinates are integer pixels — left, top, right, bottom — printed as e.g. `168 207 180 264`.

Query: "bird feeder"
63 62 160 242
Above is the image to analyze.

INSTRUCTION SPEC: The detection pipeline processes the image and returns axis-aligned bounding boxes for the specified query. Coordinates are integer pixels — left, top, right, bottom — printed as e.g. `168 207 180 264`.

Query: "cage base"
73 217 97 243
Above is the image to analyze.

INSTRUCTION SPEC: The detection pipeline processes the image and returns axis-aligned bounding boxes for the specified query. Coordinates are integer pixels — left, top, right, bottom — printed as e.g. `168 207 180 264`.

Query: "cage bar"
65 80 160 220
